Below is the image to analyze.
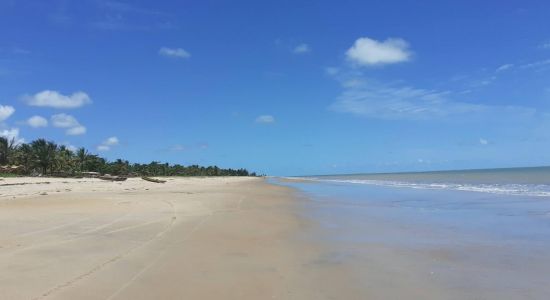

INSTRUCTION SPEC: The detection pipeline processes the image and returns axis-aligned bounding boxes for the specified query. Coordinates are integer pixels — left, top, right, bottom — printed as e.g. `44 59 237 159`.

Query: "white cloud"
97 145 110 151
329 76 535 121
27 115 48 128
167 143 208 152
0 105 15 121
330 78 466 119
97 136 119 151
255 115 275 124
521 59 550 69
66 125 87 135
159 47 190 59
51 113 79 128
346 37 411 66
293 43 310 54
24 90 92 109
496 64 513 72
541 42 550 49
51 113 86 135
479 138 488 145
104 136 119 146
0 128 24 145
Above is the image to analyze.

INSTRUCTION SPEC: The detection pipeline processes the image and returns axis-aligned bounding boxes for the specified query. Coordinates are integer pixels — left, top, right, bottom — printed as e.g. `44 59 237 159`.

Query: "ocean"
294 166 550 197
273 166 550 298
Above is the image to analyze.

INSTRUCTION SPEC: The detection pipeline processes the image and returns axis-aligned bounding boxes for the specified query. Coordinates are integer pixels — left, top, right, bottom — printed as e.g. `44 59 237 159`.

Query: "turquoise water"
273 167 550 298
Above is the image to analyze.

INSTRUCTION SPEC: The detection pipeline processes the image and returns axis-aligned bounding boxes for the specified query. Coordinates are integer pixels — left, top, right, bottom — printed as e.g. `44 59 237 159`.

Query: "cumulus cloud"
51 113 79 128
24 90 92 109
159 47 190 59
97 136 119 151
479 138 489 145
346 37 411 66
0 128 24 145
0 105 15 121
27 115 48 128
104 136 119 146
66 126 87 136
255 115 275 124
51 113 86 135
293 43 311 54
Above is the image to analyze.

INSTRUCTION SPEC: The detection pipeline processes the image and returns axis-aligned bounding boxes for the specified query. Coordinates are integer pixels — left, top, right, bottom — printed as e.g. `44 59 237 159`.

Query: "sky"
1 0 550 176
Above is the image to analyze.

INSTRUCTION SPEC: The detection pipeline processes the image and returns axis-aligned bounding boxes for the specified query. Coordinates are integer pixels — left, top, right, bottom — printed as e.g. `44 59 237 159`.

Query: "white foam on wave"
286 177 550 197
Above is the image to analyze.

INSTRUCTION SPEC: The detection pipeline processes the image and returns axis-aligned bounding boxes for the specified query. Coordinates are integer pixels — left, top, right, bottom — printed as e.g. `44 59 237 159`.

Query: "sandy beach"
0 177 371 300
4 176 545 299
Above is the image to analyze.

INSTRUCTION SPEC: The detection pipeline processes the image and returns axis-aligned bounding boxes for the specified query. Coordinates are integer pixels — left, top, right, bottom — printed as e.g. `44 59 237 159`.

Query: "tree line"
0 137 256 177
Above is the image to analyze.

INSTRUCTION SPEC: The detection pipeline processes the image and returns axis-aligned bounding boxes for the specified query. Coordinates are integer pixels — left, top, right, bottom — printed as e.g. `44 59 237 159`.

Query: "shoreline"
2 176 514 299
276 177 550 300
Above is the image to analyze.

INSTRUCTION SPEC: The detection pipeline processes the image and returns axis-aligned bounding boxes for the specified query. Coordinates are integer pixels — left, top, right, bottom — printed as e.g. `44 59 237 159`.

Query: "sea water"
295 166 550 197
273 166 550 298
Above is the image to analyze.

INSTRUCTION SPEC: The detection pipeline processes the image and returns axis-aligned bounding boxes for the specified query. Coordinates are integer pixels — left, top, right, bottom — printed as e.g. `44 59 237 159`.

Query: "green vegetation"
0 137 256 177
0 173 18 178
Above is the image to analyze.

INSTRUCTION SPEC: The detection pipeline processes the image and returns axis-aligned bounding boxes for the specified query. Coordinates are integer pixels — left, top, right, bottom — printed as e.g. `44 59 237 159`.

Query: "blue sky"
1 0 550 175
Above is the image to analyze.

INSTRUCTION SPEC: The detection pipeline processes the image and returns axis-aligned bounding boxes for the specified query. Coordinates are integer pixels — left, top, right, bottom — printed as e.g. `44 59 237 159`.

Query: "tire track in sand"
32 199 178 300
105 212 212 300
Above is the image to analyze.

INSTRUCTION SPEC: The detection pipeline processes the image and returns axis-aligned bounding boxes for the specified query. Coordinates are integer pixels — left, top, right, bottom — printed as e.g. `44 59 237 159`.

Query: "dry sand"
0 177 457 299
0 177 355 299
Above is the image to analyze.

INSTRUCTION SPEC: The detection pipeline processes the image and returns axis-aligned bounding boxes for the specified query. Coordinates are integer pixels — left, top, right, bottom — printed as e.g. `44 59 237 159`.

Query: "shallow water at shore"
274 177 550 299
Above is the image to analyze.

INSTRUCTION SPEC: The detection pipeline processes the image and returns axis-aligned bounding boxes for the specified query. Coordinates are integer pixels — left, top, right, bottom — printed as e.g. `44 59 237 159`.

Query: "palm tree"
76 147 89 172
55 145 75 174
0 137 16 165
4 137 255 177
0 137 8 165
31 139 57 175
111 159 129 175
13 143 33 173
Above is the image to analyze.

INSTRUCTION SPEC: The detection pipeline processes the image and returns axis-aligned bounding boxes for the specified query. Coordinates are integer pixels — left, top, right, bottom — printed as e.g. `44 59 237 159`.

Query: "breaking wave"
285 177 550 197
